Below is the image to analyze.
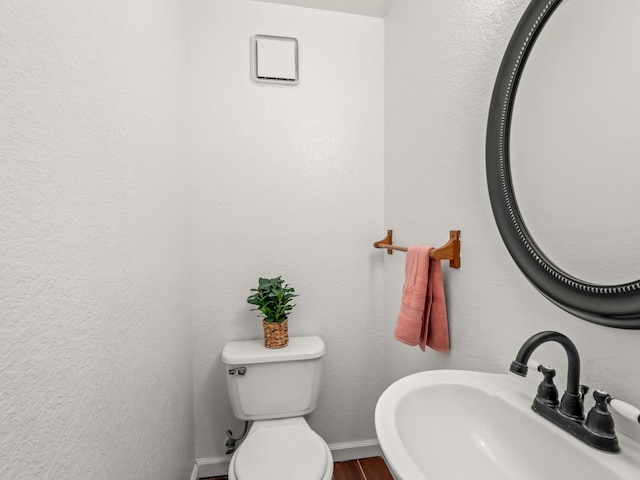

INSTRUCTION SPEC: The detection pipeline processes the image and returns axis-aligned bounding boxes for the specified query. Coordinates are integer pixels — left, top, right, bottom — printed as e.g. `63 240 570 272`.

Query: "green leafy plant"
247 276 298 323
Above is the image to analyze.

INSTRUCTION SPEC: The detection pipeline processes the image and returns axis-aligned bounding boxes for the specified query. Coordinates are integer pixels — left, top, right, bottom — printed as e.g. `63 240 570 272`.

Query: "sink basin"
375 370 640 480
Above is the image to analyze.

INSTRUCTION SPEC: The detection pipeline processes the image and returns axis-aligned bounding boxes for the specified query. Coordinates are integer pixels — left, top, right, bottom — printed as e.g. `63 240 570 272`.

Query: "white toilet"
222 336 333 480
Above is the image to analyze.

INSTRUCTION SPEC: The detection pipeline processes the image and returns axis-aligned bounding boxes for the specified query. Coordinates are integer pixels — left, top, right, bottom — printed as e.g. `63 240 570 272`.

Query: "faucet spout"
510 331 582 419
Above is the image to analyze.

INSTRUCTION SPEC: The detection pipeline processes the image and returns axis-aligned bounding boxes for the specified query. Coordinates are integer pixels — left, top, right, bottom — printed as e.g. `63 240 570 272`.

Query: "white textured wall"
1 1 193 478
190 0 385 461
384 0 640 408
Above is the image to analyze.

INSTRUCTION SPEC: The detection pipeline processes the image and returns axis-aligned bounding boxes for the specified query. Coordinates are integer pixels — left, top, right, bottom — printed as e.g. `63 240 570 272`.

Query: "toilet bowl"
222 336 333 480
228 418 332 480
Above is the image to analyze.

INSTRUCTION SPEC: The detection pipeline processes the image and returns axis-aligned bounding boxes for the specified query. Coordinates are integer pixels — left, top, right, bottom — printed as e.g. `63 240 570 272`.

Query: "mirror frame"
486 0 640 329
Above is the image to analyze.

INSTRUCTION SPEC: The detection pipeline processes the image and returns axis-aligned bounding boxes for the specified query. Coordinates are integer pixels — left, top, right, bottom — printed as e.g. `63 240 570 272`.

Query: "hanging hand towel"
420 256 449 352
393 246 432 346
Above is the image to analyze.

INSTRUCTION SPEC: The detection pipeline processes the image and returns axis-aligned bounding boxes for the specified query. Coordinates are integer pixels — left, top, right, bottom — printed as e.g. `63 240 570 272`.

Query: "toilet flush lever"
228 367 246 376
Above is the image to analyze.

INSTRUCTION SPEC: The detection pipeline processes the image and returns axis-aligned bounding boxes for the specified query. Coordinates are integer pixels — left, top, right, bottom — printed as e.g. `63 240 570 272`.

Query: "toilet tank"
222 336 325 420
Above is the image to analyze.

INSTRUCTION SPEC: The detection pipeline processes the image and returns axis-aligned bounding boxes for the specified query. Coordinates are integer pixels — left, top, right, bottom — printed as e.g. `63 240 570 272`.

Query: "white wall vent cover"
252 35 299 86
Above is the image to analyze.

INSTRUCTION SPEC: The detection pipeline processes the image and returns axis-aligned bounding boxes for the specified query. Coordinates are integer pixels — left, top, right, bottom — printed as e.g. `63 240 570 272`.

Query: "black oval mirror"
486 0 640 328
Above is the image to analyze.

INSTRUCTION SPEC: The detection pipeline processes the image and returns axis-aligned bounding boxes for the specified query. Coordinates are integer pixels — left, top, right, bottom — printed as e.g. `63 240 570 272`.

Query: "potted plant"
247 276 298 349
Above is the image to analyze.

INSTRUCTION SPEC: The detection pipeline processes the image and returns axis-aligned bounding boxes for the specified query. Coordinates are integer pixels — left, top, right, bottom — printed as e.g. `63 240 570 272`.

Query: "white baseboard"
328 439 382 462
193 439 381 478
194 456 231 479
189 462 199 480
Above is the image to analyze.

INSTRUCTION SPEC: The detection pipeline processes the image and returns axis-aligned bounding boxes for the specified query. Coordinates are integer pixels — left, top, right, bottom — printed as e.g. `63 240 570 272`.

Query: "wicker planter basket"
262 319 289 349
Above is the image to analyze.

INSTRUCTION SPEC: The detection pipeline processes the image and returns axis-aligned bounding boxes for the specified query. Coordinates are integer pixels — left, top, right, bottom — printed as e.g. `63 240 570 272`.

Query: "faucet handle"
585 390 616 438
594 390 611 403
536 365 559 407
608 397 640 424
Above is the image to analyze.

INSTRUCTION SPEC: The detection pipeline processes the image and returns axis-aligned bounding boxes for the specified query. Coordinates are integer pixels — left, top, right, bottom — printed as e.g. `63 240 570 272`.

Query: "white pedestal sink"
375 370 640 480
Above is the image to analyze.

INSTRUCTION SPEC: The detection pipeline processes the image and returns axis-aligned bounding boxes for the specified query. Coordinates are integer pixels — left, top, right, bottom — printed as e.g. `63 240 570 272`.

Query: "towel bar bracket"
373 229 397 255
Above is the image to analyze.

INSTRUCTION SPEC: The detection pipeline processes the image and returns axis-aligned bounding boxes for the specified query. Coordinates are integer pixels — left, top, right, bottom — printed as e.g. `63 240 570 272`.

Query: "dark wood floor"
204 456 393 480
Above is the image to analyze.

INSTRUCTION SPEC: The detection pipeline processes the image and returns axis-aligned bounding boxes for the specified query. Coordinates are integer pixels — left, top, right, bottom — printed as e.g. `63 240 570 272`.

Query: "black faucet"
510 331 619 453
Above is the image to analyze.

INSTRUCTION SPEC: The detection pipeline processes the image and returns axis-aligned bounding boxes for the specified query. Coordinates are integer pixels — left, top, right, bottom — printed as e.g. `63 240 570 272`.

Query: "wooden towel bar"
373 230 461 268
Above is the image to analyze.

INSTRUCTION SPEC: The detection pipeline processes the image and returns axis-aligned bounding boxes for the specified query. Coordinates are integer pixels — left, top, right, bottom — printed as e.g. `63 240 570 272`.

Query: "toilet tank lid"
222 336 325 365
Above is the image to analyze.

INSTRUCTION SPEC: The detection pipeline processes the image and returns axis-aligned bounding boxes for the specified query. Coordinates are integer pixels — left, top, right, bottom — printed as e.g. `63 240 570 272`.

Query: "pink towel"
393 246 431 347
393 246 450 352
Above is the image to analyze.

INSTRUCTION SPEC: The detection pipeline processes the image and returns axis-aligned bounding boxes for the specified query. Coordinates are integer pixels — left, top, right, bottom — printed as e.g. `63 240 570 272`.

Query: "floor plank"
358 456 394 480
332 459 365 480
203 456 392 480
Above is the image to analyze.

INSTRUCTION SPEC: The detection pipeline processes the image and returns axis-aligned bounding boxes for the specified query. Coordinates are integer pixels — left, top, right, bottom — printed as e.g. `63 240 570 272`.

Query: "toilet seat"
234 424 329 480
